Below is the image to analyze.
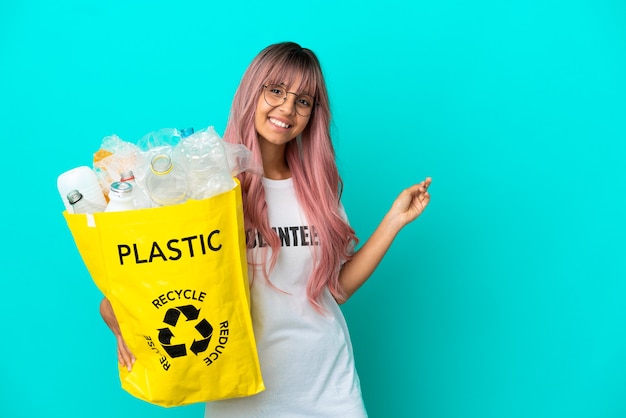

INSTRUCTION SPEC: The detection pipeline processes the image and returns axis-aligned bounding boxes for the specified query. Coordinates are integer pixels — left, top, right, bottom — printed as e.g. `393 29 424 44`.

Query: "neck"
263 160 291 180
260 140 291 180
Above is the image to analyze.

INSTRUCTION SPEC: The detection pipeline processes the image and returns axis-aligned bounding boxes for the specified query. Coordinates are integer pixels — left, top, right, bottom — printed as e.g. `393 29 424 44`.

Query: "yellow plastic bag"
63 180 264 407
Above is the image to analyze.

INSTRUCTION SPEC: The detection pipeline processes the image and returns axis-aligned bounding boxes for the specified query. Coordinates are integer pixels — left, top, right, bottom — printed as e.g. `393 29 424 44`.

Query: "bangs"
265 53 319 97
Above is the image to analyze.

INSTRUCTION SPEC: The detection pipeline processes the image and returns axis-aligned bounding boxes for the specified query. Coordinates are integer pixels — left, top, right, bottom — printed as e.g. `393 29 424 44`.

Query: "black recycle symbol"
158 305 213 358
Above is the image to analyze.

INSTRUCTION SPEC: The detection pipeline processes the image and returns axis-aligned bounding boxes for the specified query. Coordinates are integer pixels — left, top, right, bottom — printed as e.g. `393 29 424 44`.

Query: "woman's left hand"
389 177 432 227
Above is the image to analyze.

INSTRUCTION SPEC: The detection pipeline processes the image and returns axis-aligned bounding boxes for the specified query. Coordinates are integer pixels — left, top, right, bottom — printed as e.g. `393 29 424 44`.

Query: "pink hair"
223 41 358 309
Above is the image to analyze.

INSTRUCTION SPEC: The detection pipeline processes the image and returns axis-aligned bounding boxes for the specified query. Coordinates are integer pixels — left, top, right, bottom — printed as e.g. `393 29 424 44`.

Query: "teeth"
270 118 290 128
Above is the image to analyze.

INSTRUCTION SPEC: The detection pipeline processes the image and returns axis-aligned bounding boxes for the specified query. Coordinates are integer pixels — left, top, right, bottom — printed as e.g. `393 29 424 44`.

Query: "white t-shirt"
205 177 367 418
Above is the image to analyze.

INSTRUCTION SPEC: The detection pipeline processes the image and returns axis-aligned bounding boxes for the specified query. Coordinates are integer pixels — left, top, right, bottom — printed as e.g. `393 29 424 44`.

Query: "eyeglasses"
263 84 315 117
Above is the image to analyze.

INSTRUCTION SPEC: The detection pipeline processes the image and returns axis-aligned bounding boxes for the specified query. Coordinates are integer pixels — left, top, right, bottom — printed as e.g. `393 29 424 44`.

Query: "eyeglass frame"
262 84 316 117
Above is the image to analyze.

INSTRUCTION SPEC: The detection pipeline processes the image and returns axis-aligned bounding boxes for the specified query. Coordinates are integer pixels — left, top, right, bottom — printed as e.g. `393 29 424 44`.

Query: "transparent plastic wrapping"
93 134 142 198
224 141 263 177
92 126 259 207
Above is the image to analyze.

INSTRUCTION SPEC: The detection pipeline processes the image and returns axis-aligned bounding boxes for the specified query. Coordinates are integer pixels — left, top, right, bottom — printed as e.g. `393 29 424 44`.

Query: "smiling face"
254 82 312 148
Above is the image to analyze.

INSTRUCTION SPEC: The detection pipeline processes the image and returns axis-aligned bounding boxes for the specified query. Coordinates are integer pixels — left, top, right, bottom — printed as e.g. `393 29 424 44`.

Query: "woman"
102 41 431 417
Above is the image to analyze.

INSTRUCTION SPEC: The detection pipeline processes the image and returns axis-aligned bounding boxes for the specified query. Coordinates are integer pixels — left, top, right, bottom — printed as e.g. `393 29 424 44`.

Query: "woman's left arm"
337 177 432 303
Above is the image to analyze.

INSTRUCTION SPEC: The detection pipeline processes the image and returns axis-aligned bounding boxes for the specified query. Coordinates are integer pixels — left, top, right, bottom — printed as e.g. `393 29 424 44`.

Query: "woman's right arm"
100 297 135 371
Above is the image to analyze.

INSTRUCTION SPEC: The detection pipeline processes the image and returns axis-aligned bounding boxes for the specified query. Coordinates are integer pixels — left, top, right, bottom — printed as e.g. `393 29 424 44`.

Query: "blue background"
1 1 625 417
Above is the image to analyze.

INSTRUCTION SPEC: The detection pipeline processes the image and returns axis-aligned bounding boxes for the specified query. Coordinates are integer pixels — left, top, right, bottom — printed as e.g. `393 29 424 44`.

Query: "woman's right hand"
100 298 135 371
115 333 135 371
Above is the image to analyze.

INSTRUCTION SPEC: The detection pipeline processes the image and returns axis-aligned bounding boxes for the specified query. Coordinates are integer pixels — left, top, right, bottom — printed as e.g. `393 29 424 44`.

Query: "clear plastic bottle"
120 170 153 209
179 127 235 200
67 189 107 214
144 153 189 206
105 181 136 212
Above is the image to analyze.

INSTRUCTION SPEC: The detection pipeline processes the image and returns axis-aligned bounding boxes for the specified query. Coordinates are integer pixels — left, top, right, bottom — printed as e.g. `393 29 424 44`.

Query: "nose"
277 93 298 115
